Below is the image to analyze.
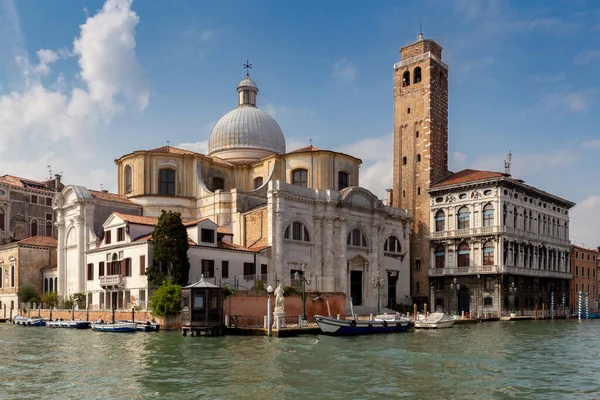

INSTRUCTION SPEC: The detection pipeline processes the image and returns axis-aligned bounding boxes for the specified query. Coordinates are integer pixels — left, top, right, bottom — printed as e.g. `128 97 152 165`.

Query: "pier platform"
226 326 321 337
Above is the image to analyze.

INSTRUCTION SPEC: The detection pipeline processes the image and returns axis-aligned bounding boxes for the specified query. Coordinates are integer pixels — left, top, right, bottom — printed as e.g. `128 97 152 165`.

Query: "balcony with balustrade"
430 226 499 240
99 275 123 288
430 264 571 279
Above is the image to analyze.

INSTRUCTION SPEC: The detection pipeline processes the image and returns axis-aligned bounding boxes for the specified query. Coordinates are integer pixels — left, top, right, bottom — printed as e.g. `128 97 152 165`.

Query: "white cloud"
539 91 587 113
0 0 148 191
178 141 208 154
582 139 600 149
470 150 577 177
450 152 467 171
570 196 600 248
574 50 600 65
336 133 393 199
332 58 356 83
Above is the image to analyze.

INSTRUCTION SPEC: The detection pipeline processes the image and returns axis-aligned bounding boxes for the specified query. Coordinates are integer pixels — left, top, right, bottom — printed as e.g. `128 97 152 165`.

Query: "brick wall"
224 291 347 317
244 208 268 248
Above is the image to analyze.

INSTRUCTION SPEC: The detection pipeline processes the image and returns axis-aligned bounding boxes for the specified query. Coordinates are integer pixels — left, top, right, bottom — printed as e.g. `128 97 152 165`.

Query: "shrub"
18 284 40 305
283 286 300 296
41 291 59 307
62 296 75 309
149 279 182 317
255 279 265 291
222 286 234 299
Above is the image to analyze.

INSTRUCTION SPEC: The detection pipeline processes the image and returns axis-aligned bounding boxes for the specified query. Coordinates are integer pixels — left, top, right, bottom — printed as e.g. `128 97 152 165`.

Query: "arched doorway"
458 286 470 315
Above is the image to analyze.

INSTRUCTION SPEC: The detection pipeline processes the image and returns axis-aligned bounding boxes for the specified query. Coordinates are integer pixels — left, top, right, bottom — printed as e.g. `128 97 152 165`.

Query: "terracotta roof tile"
149 146 198 156
133 232 196 246
89 190 134 204
0 175 54 192
288 145 322 154
431 169 507 188
113 212 158 226
183 218 210 227
217 242 262 252
15 236 58 247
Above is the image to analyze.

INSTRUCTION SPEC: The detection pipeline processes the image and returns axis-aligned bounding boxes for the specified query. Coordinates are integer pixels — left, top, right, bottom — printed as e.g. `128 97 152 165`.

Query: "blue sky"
0 0 599 246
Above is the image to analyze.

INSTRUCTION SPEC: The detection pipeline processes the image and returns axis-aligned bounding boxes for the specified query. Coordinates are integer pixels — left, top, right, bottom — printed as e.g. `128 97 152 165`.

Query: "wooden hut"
181 275 224 336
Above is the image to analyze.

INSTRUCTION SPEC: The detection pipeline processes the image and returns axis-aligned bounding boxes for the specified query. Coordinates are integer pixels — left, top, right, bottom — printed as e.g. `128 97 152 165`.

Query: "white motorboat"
414 312 455 329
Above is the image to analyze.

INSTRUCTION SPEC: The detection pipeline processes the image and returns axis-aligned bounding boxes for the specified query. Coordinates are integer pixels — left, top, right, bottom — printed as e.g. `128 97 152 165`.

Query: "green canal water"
1 320 600 399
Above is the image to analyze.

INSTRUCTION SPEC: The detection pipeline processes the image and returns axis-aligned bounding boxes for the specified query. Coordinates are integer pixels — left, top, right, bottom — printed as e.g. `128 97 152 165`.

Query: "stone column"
339 218 348 294
370 222 381 308
313 216 323 287
75 214 85 294
323 217 335 283
274 210 284 281
56 219 65 297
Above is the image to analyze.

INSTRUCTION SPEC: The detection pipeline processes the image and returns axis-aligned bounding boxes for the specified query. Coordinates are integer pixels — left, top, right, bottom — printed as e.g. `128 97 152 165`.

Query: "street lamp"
509 282 517 315
266 284 273 336
294 266 312 321
371 271 385 315
450 278 460 315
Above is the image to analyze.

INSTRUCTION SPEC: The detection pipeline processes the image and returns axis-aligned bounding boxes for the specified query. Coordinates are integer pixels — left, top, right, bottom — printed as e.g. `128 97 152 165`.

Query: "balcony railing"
502 265 572 280
429 264 572 279
99 275 123 288
430 226 499 239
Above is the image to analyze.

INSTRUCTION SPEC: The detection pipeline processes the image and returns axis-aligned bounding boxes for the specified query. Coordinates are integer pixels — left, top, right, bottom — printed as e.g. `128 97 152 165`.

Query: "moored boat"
136 322 160 332
46 319 92 329
13 316 47 326
91 321 138 333
315 313 413 336
414 312 455 329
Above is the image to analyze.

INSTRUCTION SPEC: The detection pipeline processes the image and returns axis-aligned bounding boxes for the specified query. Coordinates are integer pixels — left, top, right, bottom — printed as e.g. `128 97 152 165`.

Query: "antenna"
504 150 512 175
47 165 52 180
418 23 424 41
100 183 103 191
309 138 312 147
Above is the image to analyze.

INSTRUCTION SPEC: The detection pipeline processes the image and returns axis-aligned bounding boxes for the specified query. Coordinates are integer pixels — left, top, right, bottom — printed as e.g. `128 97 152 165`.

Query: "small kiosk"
181 275 224 336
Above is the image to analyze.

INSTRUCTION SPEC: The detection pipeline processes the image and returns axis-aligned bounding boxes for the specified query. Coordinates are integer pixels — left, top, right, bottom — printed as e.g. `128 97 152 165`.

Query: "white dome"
208 107 286 158
207 75 286 161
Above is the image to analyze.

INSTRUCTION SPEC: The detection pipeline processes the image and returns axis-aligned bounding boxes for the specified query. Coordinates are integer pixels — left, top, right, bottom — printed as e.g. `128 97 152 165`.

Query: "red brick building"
569 245 600 312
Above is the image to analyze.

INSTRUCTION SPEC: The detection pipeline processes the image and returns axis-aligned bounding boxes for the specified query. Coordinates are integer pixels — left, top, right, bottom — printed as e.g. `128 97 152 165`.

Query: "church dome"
208 74 286 162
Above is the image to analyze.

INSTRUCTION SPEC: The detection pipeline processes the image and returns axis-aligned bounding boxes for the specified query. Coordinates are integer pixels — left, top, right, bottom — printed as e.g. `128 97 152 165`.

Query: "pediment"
340 187 382 210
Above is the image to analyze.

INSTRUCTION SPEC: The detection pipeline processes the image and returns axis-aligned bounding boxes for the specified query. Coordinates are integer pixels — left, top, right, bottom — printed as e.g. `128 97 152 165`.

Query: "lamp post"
372 271 385 315
450 278 460 315
294 267 312 321
267 284 273 336
509 282 517 315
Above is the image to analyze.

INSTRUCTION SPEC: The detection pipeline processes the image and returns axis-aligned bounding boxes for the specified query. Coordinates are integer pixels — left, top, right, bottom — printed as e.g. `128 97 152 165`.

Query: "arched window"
503 204 507 226
435 210 445 232
483 203 494 227
124 165 132 193
402 156 407 165
10 263 15 287
457 207 470 230
292 169 308 187
347 229 367 247
49 277 53 292
45 222 53 237
0 207 5 231
284 221 310 242
212 177 225 191
402 71 410 87
0 261 3 289
44 278 48 293
159 169 176 196
513 207 518 228
54 277 57 292
414 67 422 83
253 177 264 189
457 242 470 267
417 154 421 162
435 245 445 268
483 241 494 265
31 219 38 236
338 171 349 190
384 236 401 253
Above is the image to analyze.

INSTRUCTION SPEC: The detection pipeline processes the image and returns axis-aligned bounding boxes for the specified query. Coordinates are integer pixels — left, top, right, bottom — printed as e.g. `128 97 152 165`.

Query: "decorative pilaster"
339 218 348 294
56 219 65 297
313 216 323 281
274 210 284 279
75 213 85 294
324 217 335 282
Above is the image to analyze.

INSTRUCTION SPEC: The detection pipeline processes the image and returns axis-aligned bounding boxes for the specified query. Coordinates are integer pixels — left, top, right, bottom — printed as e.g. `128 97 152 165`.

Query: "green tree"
149 279 182 317
18 284 40 305
147 210 190 287
41 291 59 307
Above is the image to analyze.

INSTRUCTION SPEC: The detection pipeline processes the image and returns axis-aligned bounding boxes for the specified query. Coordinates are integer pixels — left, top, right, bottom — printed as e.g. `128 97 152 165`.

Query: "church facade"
391 34 574 315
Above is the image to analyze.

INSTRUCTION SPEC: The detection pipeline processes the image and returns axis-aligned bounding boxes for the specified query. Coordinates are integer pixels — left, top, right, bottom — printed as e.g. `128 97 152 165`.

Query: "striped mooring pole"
550 291 555 320
562 293 566 319
578 291 583 320
585 293 589 319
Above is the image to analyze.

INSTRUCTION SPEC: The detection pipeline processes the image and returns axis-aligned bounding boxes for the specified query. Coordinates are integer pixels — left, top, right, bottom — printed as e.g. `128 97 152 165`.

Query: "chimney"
386 188 393 206
54 174 63 191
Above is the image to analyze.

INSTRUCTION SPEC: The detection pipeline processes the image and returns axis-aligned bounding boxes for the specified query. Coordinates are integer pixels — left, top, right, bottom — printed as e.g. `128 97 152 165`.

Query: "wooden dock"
226 326 321 337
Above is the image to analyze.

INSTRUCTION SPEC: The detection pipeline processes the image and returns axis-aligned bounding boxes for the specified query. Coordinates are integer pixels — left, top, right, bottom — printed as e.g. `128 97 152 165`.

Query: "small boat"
46 319 92 329
115 320 160 332
414 312 456 329
315 313 413 336
13 316 46 326
91 321 138 333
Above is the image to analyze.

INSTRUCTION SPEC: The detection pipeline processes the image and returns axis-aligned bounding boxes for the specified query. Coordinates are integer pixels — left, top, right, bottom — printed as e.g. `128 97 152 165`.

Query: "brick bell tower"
392 33 449 306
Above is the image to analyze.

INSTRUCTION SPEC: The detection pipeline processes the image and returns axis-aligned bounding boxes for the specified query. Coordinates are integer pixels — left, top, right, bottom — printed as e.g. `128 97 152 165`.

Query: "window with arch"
416 131 419 138
483 241 494 265
0 260 3 288
292 169 308 187
417 187 421 195
44 278 48 293
417 154 421 162
338 171 349 190
435 210 445 232
31 219 38 236
45 221 53 237
10 262 15 287
0 207 5 231
513 206 518 228
457 206 470 230
284 221 310 242
49 277 54 292
384 236 401 253
402 156 407 165
483 203 494 227
435 245 445 268
124 165 132 193
402 71 410 87
503 204 507 226
253 177 264 189
212 177 225 191
414 67 422 83
457 242 470 267
159 169 176 196
347 229 367 247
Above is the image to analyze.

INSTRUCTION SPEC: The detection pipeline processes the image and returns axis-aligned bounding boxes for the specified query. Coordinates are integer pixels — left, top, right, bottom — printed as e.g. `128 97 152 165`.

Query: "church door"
350 271 363 306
